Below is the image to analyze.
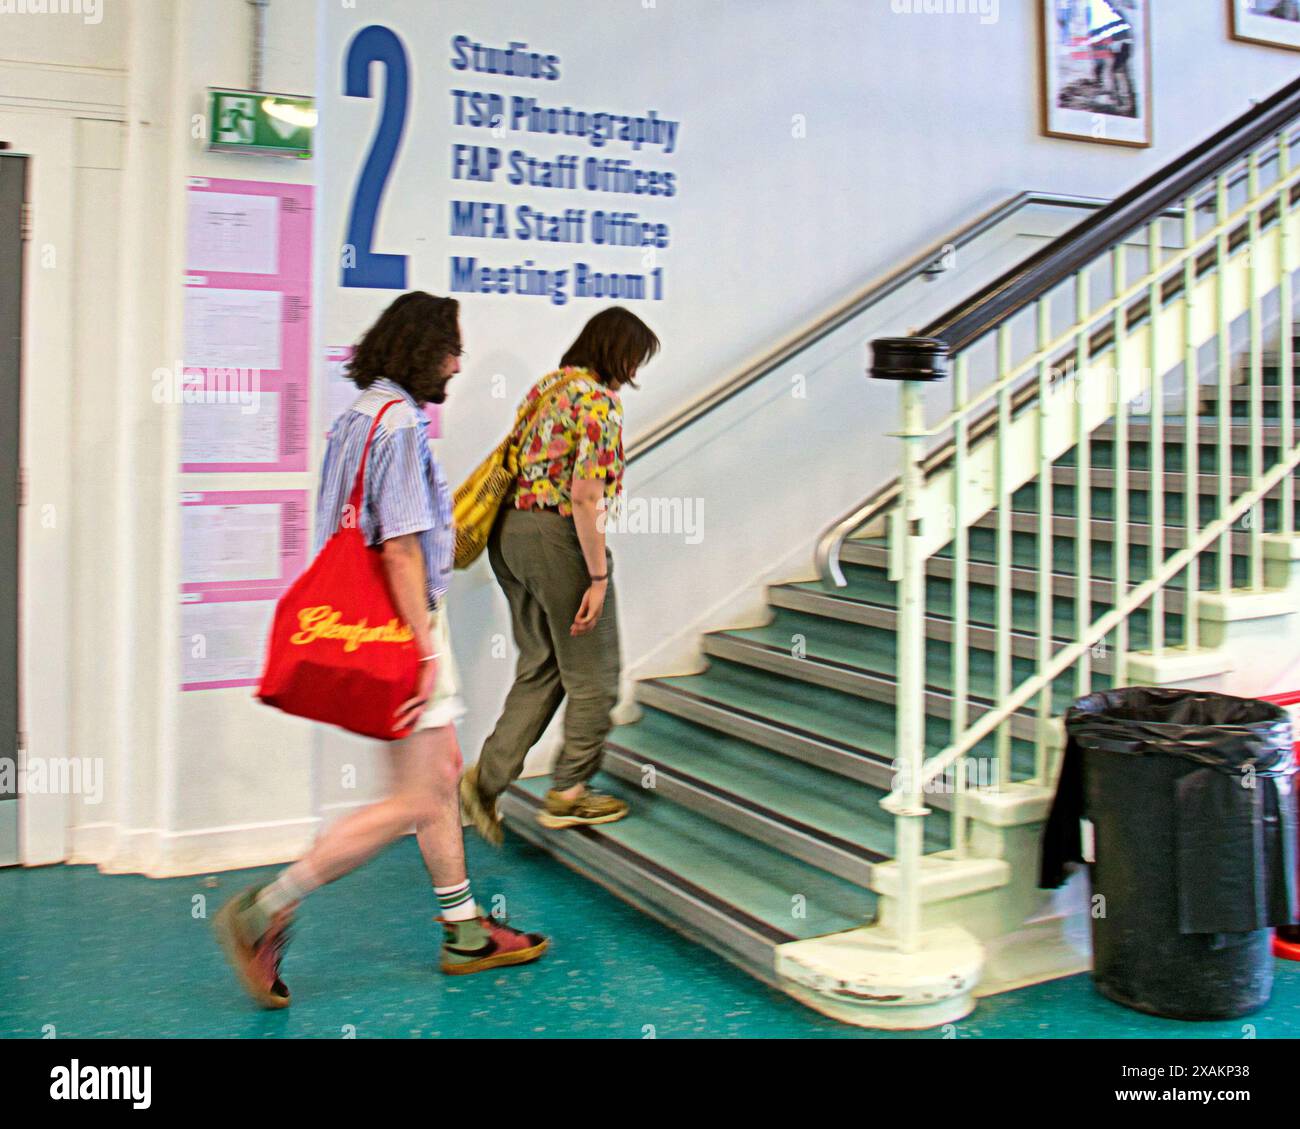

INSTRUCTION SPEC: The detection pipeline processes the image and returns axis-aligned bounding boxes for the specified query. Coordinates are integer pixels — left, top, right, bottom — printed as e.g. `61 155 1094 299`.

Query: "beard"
423 373 453 404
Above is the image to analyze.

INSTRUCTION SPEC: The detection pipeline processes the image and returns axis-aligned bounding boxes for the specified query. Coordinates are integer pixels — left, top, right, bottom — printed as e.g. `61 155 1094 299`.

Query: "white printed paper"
181 600 276 686
184 288 283 371
181 503 282 585
187 191 280 275
182 393 281 464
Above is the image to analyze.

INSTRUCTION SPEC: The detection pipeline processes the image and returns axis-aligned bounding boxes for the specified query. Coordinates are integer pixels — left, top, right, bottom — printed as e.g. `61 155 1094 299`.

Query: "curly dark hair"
346 291 461 404
559 307 660 390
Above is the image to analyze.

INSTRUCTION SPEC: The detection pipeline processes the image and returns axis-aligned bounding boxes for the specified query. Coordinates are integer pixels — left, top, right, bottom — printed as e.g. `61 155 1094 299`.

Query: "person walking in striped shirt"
214 292 546 1009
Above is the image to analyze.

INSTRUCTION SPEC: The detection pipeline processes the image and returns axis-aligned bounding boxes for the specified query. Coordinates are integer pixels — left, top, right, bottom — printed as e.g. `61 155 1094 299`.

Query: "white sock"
256 861 318 919
435 878 478 922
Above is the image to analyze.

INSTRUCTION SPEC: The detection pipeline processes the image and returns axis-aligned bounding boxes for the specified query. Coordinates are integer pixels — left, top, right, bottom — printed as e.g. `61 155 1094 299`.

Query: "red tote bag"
257 399 425 740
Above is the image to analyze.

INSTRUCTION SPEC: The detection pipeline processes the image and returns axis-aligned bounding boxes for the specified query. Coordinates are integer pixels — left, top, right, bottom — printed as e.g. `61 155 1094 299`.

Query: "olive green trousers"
476 508 621 799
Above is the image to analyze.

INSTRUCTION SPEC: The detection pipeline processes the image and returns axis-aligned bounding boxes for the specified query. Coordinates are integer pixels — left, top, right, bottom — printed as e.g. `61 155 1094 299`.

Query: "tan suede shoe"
537 787 629 829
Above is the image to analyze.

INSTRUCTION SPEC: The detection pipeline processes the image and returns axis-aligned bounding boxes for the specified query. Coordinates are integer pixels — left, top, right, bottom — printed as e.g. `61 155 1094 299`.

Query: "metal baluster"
1074 268 1093 697
1248 151 1264 588
996 326 1013 786
1282 133 1296 539
1148 219 1166 654
951 355 970 857
1036 299 1053 784
1216 173 1232 595
1182 193 1200 651
1111 247 1130 686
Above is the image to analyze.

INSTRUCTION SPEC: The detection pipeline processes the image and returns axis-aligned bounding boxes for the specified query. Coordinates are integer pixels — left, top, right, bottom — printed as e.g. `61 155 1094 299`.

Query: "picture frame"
1040 0 1153 148
1230 0 1300 52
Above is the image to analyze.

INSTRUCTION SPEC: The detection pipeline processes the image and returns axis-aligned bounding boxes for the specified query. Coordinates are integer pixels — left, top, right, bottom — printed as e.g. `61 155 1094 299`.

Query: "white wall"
316 0 1300 792
7 0 1300 872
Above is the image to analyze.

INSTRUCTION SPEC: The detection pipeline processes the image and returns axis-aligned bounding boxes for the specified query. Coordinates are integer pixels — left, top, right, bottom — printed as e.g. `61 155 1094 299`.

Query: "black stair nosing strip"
1048 466 1279 496
1050 466 1254 485
766 586 1124 671
975 511 1263 547
1094 421 1287 441
601 742 888 866
1201 385 1296 399
504 784 798 946
837 543 1190 600
639 676 1030 764
637 678 895 768
700 632 1037 721
838 543 1194 608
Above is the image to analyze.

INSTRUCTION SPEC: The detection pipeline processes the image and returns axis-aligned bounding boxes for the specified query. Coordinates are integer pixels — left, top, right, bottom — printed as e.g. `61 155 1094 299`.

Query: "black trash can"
1041 686 1298 1020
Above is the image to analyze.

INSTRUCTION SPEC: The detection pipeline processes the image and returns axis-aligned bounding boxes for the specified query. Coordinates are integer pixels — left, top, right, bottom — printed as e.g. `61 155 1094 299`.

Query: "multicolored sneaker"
459 764 504 847
212 885 294 1009
537 787 629 830
439 913 549 976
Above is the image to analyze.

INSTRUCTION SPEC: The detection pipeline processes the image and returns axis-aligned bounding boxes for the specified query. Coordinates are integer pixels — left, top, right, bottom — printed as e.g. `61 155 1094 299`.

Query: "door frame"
0 151 26 867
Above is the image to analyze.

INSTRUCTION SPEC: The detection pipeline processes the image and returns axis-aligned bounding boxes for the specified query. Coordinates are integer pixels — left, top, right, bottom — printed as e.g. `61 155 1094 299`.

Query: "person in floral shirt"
461 308 659 841
513 367 624 516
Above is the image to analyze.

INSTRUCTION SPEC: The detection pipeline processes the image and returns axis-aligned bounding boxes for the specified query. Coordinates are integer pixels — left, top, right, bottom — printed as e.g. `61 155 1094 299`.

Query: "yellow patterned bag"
452 379 573 569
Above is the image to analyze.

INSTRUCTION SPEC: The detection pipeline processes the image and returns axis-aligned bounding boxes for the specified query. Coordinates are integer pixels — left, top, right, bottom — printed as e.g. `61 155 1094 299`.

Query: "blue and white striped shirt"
314 378 453 608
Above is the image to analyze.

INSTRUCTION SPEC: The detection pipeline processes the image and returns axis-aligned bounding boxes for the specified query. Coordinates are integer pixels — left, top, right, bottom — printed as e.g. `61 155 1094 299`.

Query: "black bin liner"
1041 686 1298 1020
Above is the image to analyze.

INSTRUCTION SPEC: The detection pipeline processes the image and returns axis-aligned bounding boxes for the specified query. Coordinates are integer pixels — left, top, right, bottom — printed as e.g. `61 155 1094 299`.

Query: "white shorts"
414 601 467 731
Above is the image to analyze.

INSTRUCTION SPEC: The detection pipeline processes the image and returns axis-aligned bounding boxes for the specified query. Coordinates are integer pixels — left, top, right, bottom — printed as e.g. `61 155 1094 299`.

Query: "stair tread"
714 610 1098 713
843 535 1244 592
607 706 947 856
649 657 1037 778
510 774 872 939
781 568 1184 647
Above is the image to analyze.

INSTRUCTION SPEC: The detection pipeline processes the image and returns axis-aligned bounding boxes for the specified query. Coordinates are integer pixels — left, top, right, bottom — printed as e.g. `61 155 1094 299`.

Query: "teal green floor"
3 836 1300 1039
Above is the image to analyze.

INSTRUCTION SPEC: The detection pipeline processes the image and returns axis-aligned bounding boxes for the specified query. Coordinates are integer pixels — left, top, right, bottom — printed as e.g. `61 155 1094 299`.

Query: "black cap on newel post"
870 337 950 382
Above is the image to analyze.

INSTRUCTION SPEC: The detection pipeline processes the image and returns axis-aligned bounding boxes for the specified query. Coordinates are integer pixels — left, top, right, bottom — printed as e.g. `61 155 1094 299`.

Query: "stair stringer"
773 773 1085 1029
1126 534 1300 697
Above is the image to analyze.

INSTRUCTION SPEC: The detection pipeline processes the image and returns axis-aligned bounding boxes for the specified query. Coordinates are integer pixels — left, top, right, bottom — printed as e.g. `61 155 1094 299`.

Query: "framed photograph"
1040 0 1153 148
1230 0 1300 52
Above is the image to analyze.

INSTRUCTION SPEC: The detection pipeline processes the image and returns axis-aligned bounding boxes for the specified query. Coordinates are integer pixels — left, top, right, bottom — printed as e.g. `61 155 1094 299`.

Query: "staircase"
501 78 1300 1028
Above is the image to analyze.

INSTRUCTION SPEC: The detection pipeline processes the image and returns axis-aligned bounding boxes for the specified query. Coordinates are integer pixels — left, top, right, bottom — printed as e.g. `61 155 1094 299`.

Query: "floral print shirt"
512 366 624 517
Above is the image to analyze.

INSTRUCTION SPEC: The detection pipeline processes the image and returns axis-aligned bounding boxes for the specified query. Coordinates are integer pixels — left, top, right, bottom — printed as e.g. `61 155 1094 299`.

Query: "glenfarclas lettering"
290 606 416 651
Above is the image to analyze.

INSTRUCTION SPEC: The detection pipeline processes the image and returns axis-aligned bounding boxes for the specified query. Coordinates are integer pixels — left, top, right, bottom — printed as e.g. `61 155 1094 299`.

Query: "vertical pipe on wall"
249 0 270 91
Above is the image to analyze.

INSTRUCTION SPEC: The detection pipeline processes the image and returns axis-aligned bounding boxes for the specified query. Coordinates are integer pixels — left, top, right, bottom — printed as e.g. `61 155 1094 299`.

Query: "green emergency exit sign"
208 89 315 158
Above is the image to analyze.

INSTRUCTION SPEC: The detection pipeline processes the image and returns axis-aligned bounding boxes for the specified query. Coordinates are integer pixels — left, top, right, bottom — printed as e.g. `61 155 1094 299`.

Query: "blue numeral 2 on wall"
342 25 410 289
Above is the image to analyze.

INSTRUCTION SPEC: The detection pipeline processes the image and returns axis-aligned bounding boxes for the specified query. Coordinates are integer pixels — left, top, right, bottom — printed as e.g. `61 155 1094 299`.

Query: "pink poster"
182 178 313 473
180 490 309 691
